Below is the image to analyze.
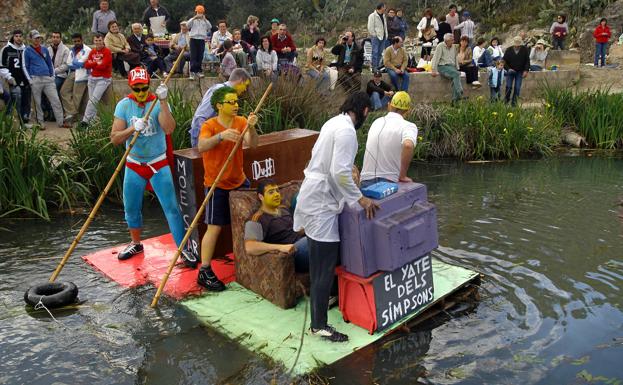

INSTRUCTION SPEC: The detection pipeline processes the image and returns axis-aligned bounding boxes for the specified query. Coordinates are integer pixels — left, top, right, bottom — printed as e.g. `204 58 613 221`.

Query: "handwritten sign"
251 158 276 181
372 255 434 331
174 155 200 260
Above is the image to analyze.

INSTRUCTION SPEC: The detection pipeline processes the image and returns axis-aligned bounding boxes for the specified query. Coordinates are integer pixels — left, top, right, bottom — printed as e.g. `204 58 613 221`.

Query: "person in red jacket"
81 33 113 126
270 23 297 65
593 18 611 67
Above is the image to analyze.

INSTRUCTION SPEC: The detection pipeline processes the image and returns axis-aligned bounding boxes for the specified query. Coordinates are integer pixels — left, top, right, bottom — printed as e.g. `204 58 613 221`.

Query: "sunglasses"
132 86 149 92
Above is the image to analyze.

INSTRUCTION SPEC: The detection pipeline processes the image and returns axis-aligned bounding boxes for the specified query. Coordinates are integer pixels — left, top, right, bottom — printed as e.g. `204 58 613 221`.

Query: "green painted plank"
180 258 478 375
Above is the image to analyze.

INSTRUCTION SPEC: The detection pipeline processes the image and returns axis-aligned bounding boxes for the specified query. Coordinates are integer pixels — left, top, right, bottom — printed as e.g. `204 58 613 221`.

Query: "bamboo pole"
150 82 273 308
49 46 188 283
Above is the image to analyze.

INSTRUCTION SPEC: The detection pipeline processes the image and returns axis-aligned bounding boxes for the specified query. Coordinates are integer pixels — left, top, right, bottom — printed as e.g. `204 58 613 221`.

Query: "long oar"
150 82 273 308
49 46 188 283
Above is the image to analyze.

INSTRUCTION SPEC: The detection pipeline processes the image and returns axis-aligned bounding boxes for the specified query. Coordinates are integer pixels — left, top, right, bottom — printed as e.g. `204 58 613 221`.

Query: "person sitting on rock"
529 39 549 71
383 36 410 91
244 179 309 273
431 33 463 103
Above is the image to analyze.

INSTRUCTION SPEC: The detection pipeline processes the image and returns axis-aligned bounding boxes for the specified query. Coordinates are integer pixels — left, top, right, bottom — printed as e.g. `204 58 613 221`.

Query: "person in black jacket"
331 30 364 93
241 15 261 58
366 70 394 110
437 15 452 43
0 30 31 123
142 0 171 33
502 36 530 106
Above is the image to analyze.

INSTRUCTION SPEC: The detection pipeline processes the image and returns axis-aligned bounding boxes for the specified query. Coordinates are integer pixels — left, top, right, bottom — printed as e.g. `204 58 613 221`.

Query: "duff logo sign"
251 158 275 180
372 255 434 330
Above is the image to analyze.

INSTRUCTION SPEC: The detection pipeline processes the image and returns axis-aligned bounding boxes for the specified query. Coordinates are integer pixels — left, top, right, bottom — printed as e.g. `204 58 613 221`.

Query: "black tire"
24 282 79 308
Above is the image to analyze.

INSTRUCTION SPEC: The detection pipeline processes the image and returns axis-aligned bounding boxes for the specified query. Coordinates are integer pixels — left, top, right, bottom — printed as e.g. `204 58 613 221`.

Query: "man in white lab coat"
293 91 379 342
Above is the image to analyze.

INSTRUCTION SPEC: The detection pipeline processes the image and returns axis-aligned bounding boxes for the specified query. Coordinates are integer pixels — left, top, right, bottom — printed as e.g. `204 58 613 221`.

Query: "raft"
82 233 479 375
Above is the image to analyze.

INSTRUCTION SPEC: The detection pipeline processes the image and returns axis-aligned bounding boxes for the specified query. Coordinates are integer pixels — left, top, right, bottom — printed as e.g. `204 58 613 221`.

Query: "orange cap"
195 5 205 13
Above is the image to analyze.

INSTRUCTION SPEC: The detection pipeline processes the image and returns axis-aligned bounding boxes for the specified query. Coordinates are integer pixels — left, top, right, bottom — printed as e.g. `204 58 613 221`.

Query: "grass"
543 86 623 149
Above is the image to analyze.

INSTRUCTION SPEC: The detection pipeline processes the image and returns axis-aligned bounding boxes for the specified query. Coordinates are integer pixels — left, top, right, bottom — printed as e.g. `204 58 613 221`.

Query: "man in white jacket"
293 91 379 343
367 3 388 70
60 33 91 122
42 31 70 120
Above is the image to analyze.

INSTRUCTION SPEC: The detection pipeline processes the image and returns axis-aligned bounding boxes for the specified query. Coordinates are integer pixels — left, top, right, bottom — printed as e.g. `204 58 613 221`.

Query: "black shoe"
310 325 349 342
197 267 226 291
118 243 144 260
180 249 198 268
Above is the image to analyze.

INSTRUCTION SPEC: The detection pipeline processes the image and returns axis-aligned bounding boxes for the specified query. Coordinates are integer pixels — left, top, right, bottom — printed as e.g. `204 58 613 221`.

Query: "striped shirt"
455 20 475 39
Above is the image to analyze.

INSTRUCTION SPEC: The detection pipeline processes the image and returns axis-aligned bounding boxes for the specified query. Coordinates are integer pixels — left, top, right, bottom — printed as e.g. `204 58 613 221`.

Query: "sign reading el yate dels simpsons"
372 255 434 330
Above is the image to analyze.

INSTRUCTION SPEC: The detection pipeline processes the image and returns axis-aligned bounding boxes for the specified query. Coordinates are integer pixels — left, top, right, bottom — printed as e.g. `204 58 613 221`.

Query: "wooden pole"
49 47 188 283
150 82 273 308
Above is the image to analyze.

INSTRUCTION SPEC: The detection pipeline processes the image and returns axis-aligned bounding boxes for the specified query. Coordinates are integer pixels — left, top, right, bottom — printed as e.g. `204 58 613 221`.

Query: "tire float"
24 282 79 308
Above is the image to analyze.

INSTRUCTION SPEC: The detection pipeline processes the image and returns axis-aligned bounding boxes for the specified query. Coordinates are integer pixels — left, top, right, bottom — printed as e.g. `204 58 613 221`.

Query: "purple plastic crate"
339 183 439 278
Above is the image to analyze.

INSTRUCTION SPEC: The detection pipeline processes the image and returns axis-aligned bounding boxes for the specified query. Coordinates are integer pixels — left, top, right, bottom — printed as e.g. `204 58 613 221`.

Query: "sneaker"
472 80 482 88
310 325 349 343
180 249 198 268
197 72 205 78
189 72 196 80
23 123 33 129
118 243 144 260
328 295 338 308
197 267 226 291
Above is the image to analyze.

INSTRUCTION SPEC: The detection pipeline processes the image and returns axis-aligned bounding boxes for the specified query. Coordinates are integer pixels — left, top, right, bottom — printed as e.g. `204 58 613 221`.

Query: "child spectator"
220 40 237 79
488 59 506 102
144 34 167 76
187 5 211 80
488 37 504 61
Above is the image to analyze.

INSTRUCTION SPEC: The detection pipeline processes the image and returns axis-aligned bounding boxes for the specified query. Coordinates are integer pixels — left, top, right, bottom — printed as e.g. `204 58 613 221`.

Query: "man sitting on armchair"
244 179 309 273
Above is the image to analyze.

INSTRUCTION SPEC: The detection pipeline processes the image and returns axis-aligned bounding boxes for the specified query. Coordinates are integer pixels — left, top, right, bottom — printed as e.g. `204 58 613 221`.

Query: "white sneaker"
189 73 196 80
197 72 205 78
472 80 482 86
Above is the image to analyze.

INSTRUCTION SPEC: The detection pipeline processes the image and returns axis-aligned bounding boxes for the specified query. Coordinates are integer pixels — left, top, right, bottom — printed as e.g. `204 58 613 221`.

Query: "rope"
34 298 65 327
287 282 309 377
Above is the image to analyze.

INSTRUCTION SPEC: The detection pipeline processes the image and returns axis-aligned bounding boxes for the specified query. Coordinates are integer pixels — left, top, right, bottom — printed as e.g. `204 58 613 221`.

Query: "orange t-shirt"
199 116 248 189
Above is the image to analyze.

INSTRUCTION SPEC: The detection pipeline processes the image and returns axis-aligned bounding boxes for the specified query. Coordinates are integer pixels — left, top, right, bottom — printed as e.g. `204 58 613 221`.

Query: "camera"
342 36 348 42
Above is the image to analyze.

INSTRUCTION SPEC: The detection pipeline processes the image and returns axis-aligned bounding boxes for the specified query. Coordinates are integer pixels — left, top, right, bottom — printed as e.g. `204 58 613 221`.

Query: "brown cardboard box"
173 128 319 259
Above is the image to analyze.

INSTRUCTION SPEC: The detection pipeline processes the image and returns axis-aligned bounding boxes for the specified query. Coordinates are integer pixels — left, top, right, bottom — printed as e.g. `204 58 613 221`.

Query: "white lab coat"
293 113 363 242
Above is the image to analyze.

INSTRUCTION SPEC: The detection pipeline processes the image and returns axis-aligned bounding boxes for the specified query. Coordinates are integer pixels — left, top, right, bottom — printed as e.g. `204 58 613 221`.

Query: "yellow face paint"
233 79 250 95
132 85 150 103
262 185 282 209
217 93 239 118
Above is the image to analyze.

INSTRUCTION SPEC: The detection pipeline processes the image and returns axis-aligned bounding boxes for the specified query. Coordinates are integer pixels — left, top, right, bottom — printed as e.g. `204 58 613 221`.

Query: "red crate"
337 266 381 334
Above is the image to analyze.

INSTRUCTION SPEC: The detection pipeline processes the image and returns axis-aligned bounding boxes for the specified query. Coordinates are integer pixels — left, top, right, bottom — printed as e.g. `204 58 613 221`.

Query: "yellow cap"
390 91 411 110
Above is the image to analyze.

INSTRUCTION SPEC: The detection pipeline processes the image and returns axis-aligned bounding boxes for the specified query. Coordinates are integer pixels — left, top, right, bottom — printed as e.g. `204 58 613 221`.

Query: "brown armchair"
229 181 304 309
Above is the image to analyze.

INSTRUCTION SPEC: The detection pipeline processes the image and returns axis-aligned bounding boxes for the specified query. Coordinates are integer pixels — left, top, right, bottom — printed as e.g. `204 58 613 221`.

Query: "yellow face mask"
262 185 282 209
233 79 251 95
217 93 239 118
131 84 150 103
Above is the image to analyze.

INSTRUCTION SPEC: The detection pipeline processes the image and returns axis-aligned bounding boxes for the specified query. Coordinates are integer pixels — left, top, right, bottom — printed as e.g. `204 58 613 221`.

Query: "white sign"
251 158 275 180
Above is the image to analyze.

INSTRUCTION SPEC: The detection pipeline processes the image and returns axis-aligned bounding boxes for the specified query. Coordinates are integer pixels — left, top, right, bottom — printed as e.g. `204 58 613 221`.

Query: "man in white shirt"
361 91 417 188
211 20 232 53
293 91 379 343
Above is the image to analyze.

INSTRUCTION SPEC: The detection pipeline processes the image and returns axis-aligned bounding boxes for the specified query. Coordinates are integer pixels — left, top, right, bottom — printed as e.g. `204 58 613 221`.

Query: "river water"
1 156 622 384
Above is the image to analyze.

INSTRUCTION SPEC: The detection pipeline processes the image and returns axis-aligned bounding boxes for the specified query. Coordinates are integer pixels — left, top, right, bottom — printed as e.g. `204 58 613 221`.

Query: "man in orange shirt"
197 86 258 291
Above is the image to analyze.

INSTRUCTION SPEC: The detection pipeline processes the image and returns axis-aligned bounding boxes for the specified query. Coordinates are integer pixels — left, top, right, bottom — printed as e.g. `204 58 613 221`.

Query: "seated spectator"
488 37 504 61
331 30 363 93
244 179 309 274
166 21 190 75
230 29 251 69
242 15 261 56
488 59 506 102
529 39 549 71
211 20 232 53
306 38 330 93
417 8 439 61
474 37 493 67
105 21 140 76
92 0 116 36
127 23 148 65
271 24 297 65
220 40 237 80
256 36 278 81
366 70 394 110
144 34 167 76
457 35 481 87
187 5 211 80
383 36 410 91
550 14 569 50
60 33 90 123
431 33 463 103
437 15 452 43
266 18 280 37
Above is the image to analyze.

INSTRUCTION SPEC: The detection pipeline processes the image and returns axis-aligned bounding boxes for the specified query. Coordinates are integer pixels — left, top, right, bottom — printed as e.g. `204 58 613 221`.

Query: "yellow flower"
507 112 514 119
418 136 423 141
545 103 551 108
536 113 542 119
527 126 534 131
492 112 498 116
503 128 508 133
477 95 484 101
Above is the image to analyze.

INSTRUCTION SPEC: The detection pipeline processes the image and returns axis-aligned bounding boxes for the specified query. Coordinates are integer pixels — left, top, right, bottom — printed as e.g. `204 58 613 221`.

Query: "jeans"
490 86 501 102
505 70 523 106
123 165 186 247
438 64 463 101
370 91 390 110
83 76 112 123
307 69 330 93
8 85 31 121
165 50 190 73
371 37 386 70
594 42 607 67
30 76 64 126
530 65 543 71
386 68 410 91
552 37 564 50
308 238 340 330
293 236 310 273
189 38 205 73
478 49 494 67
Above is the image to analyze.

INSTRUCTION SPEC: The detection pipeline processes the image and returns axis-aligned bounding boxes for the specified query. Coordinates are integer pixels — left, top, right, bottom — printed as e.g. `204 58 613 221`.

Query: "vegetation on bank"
1 81 620 219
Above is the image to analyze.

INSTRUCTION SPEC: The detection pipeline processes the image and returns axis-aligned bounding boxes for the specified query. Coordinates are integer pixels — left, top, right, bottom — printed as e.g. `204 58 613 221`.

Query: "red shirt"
84 47 112 78
593 25 611 44
270 32 296 54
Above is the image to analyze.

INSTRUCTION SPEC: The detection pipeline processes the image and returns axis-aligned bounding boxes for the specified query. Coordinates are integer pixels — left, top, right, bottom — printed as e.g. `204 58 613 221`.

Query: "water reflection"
1 157 622 384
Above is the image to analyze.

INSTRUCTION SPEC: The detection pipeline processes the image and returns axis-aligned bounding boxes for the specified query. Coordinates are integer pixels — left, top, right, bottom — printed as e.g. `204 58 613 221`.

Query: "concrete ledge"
544 50 581 70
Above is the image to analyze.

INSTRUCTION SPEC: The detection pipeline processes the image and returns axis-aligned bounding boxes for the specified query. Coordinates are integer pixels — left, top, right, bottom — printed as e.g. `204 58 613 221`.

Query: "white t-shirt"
473 45 485 61
361 112 418 183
